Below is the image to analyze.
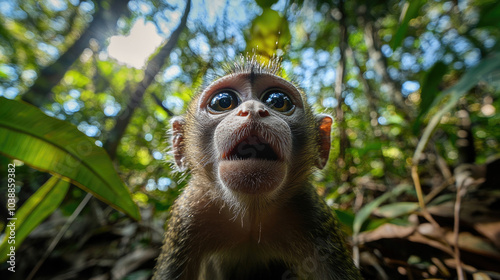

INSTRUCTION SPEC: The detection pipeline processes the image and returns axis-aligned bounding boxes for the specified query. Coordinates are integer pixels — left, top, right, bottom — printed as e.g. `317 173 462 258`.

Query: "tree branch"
333 0 351 182
152 92 174 117
22 0 131 107
357 5 409 115
104 0 191 160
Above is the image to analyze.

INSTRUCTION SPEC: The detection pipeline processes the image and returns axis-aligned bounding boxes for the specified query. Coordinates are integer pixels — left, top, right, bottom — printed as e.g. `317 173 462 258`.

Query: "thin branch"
346 47 379 121
27 193 93 280
424 176 455 204
152 92 175 117
333 0 351 181
357 5 409 115
22 0 131 107
454 181 465 280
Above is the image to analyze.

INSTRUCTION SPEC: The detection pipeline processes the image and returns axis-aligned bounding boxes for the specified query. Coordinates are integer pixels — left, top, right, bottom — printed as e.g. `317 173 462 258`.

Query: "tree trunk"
104 0 191 160
347 47 380 129
22 0 131 107
334 0 351 182
357 5 409 115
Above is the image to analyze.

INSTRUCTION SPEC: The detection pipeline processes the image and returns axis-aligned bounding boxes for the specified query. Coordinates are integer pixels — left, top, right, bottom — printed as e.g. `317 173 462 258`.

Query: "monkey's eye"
208 91 239 112
261 91 294 113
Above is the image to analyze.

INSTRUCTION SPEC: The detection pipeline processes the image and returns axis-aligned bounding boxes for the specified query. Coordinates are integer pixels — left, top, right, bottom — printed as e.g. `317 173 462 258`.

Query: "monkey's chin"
218 159 287 195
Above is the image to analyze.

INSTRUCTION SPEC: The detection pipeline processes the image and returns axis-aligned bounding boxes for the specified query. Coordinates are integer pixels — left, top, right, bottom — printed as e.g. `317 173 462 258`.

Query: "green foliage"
376 202 419 219
413 50 500 163
1 0 500 278
0 176 69 262
353 184 412 236
477 1 500 29
246 8 291 59
435 51 500 108
0 97 140 220
414 61 448 132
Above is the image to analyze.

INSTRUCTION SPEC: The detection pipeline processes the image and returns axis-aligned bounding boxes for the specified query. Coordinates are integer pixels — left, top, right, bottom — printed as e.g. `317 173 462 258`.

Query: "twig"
27 193 93 280
410 96 460 258
424 176 455 204
352 237 360 268
411 166 444 231
454 180 465 280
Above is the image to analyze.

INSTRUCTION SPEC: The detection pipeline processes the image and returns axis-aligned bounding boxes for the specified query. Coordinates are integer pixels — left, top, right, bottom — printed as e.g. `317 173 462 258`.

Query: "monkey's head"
170 58 332 209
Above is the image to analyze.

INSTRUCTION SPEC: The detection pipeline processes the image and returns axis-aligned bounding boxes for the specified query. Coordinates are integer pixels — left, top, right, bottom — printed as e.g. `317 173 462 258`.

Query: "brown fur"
153 57 361 280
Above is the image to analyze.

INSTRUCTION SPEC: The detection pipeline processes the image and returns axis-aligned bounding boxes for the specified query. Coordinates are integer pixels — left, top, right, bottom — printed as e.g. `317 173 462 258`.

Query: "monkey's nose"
237 101 270 118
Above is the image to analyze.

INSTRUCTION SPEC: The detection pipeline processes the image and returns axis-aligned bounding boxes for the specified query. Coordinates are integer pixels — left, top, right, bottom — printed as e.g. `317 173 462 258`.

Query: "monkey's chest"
200 251 291 280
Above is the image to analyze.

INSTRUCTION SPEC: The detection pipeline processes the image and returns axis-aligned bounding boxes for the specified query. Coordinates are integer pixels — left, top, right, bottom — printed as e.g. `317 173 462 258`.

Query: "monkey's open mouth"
224 135 280 161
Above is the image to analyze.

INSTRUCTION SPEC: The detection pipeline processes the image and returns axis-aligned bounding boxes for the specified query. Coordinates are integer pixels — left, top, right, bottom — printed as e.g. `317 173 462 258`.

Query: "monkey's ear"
171 116 187 171
316 114 333 169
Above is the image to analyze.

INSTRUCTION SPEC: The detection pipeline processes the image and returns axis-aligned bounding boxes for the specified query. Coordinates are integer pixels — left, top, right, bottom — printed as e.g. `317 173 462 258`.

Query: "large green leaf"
0 176 69 262
432 51 500 109
414 61 448 132
0 97 140 220
246 8 291 59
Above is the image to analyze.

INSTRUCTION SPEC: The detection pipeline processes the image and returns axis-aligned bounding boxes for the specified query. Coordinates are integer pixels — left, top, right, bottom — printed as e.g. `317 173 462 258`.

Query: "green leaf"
353 184 411 235
376 202 419 219
477 1 500 29
414 61 448 132
0 97 140 220
334 209 355 235
246 8 291 59
427 193 455 206
0 176 70 263
391 0 424 50
364 218 389 232
413 51 500 164
437 51 500 106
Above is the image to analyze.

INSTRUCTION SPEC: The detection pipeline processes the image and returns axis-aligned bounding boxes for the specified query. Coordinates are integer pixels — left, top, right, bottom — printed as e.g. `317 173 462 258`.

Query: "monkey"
153 57 362 280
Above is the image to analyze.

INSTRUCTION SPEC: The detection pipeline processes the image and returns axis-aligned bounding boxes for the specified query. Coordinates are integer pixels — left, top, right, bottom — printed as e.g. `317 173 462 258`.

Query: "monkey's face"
201 73 301 196
171 71 332 202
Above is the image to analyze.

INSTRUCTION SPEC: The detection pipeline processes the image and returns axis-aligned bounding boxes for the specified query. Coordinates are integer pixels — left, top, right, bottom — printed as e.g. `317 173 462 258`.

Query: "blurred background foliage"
0 0 499 279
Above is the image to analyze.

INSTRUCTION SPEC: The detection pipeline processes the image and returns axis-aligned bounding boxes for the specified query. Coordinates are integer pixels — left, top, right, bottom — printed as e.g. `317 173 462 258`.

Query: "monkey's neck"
185 177 316 245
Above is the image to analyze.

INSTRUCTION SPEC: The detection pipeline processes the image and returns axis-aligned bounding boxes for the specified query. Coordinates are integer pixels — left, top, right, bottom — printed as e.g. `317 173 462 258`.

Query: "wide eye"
261 91 294 113
208 91 239 112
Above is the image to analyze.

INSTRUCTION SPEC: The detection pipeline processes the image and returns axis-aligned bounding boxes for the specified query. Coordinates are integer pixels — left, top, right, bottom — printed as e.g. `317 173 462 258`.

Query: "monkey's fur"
153 57 362 280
